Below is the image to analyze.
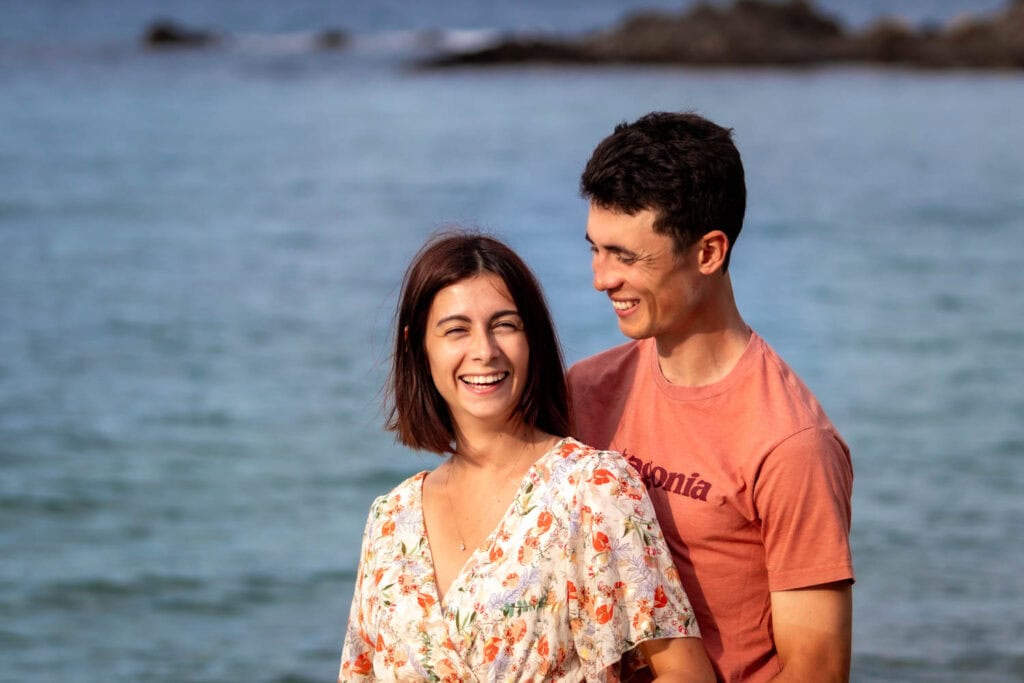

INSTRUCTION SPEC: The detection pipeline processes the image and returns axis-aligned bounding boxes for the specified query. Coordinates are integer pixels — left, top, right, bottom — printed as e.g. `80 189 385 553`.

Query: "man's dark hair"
386 230 571 454
581 111 747 271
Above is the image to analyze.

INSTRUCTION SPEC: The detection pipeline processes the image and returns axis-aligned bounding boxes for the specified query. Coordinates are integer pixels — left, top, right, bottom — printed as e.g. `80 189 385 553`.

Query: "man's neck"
654 286 751 387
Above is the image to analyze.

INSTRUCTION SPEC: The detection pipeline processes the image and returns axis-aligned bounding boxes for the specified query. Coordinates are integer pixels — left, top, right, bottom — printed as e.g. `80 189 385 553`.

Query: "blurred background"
1 1 1022 682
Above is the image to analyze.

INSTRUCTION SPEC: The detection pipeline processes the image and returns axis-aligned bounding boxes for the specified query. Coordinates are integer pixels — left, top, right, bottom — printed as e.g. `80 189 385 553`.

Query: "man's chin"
617 322 649 341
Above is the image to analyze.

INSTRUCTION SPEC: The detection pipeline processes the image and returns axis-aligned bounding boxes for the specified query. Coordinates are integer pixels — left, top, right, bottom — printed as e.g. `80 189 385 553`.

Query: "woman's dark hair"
386 230 571 454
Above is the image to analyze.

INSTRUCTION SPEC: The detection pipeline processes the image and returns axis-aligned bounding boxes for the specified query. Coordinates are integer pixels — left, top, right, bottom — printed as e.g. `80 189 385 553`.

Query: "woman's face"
423 273 530 434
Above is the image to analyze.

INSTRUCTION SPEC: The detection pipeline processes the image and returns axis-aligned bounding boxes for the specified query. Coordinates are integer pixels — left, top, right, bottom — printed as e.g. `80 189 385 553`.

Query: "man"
568 112 854 682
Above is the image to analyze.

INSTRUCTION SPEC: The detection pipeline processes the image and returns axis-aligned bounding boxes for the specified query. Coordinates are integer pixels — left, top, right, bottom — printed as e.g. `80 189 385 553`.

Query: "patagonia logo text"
625 453 711 501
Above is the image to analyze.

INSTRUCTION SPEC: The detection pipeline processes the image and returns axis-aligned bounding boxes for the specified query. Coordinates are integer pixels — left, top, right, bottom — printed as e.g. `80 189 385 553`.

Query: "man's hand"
769 581 852 682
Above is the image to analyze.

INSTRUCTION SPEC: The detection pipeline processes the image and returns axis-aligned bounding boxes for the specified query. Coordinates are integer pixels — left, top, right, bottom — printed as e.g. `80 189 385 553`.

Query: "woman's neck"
451 422 559 472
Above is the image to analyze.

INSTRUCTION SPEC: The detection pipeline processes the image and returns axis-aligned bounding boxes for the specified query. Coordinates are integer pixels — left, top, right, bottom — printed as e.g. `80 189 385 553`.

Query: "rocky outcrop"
421 0 1024 69
314 29 350 51
140 22 351 52
142 20 220 49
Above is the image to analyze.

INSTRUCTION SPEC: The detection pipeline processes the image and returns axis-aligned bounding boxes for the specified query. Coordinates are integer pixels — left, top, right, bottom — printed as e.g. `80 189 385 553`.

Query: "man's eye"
617 254 637 265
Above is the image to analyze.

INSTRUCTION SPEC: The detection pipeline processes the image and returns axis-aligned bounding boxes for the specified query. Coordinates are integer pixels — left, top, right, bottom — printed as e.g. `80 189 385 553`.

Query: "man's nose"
592 255 619 292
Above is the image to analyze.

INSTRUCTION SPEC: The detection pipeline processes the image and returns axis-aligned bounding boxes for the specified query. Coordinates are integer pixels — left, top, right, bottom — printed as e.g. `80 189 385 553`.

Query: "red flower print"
595 604 614 624
350 652 372 675
591 468 617 485
654 585 668 609
593 531 610 552
490 545 504 562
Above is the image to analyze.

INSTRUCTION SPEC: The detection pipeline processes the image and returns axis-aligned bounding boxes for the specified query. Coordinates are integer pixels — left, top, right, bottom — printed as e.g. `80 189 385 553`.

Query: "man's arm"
768 581 852 683
640 636 715 682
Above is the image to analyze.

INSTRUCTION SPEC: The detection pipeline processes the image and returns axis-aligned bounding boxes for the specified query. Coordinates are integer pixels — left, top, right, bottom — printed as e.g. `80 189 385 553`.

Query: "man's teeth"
612 300 636 310
461 373 508 386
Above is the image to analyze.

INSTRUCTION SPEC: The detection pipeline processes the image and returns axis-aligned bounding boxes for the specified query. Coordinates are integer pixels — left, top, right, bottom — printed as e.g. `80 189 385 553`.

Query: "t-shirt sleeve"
567 452 701 680
755 427 855 592
338 501 382 682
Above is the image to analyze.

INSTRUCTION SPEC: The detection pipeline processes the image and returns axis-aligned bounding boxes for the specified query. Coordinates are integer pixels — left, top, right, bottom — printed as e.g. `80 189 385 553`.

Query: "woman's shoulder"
367 470 428 516
547 437 643 485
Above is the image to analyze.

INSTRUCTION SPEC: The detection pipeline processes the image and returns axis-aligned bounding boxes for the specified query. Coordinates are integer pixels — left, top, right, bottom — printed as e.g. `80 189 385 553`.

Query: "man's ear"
697 230 730 275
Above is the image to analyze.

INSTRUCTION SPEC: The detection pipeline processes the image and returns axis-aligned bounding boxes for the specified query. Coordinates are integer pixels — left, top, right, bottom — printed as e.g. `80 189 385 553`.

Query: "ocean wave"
25 569 357 614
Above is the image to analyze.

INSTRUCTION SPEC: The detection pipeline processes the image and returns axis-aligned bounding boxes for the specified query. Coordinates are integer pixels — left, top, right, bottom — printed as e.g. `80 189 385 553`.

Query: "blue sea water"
1 2 1023 682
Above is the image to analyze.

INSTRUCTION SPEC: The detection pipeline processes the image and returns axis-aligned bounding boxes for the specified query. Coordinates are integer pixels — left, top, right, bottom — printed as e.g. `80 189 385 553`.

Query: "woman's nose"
470 328 499 361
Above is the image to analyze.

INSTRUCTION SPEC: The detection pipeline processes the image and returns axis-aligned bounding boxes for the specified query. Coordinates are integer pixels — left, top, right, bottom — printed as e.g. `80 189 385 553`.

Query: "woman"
339 232 713 682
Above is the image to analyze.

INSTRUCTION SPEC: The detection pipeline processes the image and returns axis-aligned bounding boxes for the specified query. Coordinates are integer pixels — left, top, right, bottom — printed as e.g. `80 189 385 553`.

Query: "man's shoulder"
568 339 645 388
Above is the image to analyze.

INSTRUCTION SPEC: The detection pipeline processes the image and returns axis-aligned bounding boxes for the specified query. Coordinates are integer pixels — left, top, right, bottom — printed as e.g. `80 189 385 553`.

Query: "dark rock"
142 20 219 49
418 0 1024 70
315 29 350 51
579 0 848 65
425 37 594 66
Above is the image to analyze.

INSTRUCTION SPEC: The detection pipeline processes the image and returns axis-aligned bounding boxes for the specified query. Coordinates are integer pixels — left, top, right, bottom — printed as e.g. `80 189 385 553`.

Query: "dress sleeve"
567 452 700 680
338 500 382 682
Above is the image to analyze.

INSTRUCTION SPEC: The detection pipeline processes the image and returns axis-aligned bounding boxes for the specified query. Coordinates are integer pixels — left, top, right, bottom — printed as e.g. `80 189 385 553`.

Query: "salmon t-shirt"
568 333 854 682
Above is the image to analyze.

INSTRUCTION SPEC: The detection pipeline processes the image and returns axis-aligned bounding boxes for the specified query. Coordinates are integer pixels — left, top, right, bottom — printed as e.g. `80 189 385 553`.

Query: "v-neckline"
418 438 565 611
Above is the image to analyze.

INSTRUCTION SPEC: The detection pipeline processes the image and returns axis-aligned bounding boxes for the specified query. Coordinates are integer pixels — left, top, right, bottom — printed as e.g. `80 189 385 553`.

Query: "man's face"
586 204 706 345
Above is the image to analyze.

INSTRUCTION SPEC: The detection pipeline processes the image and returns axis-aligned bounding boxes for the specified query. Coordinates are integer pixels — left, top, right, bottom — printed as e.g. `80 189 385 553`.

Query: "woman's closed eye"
492 318 523 332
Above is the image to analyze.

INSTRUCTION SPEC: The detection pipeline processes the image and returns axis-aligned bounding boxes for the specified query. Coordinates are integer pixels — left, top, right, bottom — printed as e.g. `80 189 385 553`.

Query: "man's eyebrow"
587 235 636 258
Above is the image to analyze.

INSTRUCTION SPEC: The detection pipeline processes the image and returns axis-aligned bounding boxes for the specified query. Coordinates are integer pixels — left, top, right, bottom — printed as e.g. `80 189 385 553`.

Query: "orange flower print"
591 468 617 485
435 658 458 680
417 592 436 613
349 652 372 675
375 633 385 652
593 531 610 552
484 636 503 662
654 585 668 609
505 618 527 645
381 519 395 537
490 545 504 562
537 634 549 658
594 603 614 624
567 580 578 602
359 627 374 648
536 510 553 532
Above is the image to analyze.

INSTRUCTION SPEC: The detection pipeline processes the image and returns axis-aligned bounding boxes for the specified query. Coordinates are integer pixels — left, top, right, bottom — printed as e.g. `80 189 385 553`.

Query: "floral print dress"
339 438 700 682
